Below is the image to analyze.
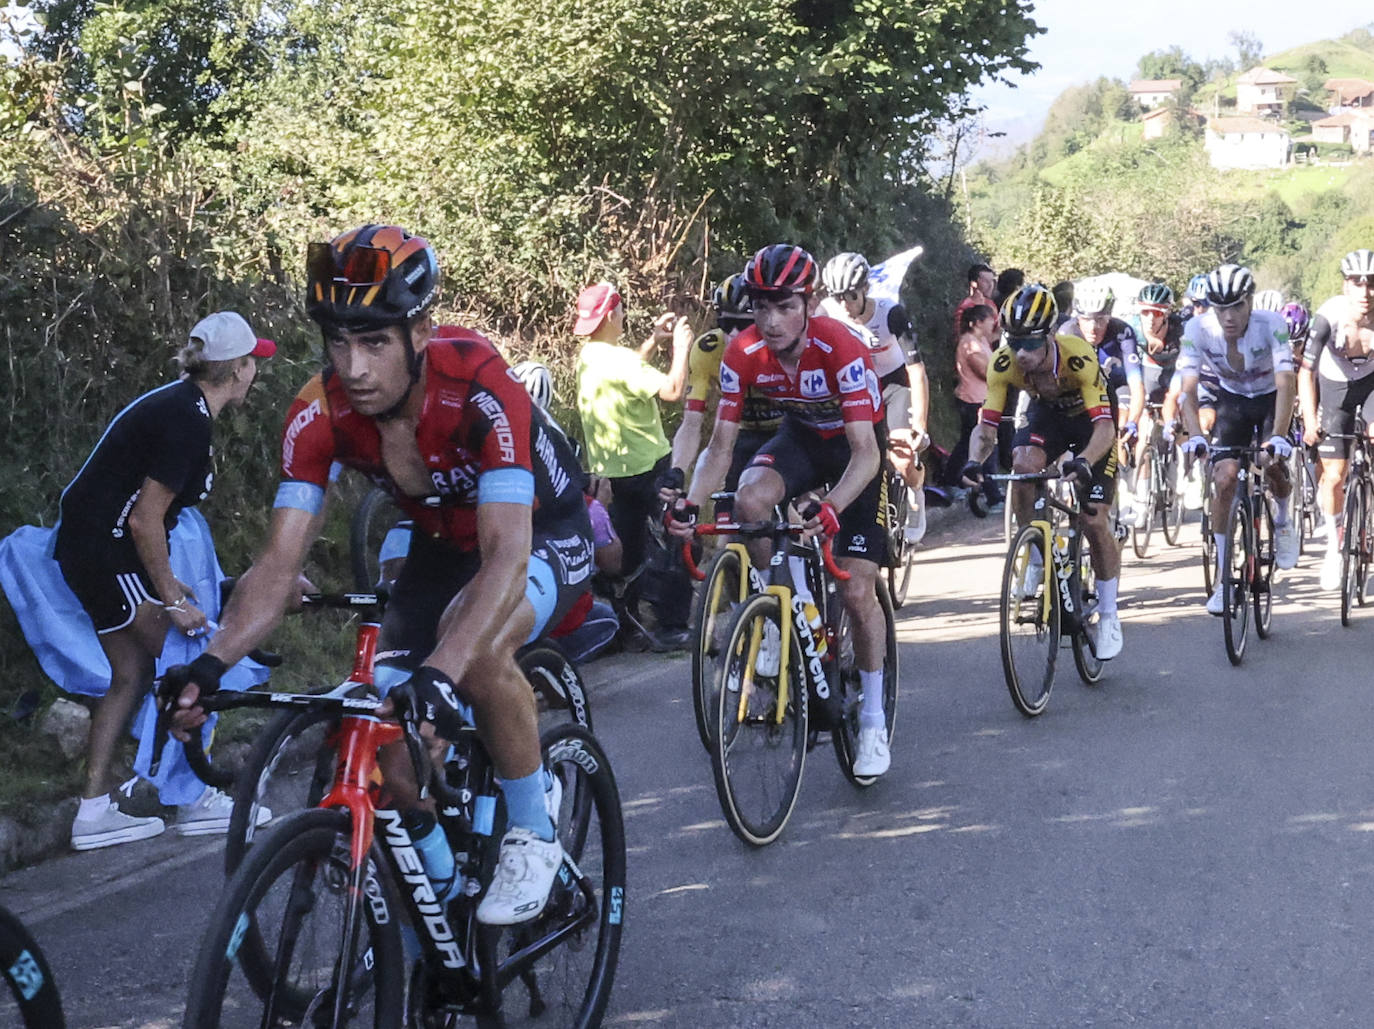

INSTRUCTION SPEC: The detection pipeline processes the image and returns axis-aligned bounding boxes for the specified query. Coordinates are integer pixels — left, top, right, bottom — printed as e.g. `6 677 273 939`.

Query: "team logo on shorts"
801 369 828 398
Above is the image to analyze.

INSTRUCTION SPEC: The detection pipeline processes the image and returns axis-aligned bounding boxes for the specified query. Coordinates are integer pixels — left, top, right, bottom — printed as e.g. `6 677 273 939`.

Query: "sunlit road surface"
8 510 1374 1027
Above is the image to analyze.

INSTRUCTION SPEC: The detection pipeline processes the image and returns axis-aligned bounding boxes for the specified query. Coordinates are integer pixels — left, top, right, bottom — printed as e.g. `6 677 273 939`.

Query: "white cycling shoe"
476 827 564 926
1320 547 1341 591
852 727 891 777
1019 560 1044 600
1206 586 1226 616
1090 613 1123 660
1274 522 1299 570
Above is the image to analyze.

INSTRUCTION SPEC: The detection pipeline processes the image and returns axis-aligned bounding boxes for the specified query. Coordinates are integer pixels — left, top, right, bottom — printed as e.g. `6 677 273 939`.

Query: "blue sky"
970 2 1374 156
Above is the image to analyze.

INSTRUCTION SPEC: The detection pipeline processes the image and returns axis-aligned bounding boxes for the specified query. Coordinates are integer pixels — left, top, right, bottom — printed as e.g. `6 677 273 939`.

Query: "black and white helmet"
1204 264 1255 308
1253 289 1285 312
1341 249 1374 278
822 252 870 295
510 360 554 411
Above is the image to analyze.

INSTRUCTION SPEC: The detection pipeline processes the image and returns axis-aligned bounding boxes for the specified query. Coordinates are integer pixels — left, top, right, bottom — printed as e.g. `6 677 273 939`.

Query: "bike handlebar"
681 521 849 582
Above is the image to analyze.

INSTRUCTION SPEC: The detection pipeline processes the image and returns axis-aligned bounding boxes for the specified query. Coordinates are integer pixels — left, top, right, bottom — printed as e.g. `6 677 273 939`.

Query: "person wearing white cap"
53 310 274 850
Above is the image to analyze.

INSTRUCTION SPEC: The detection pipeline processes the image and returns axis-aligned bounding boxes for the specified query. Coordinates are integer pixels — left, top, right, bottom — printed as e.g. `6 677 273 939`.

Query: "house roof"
1142 107 1173 121
1129 78 1182 93
1237 67 1298 86
1314 112 1374 128
1206 116 1291 136
1324 77 1374 102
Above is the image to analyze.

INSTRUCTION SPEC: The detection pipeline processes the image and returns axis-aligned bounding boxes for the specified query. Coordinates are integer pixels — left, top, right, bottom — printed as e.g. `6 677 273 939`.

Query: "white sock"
1214 533 1228 585
78 794 110 819
859 669 885 729
1097 577 1119 615
1273 495 1290 527
1326 514 1339 547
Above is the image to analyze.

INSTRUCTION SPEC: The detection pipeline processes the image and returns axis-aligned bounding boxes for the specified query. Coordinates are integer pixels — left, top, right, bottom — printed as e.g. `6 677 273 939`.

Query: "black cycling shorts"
745 417 888 566
375 511 594 676
53 533 160 635
1012 403 1118 506
1211 389 1276 450
1317 374 1374 459
727 429 773 493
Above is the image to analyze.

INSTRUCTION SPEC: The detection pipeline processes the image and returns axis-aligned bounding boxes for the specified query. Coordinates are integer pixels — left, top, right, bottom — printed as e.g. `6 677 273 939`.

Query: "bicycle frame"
995 473 1092 635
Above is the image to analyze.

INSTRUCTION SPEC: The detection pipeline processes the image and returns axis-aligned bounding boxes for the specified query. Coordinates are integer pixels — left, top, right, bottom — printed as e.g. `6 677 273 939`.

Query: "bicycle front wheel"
185 808 405 1028
349 485 401 591
1071 530 1105 686
1341 477 1367 627
832 583 899 787
0 906 64 1029
1131 470 1156 560
690 546 745 751
1253 491 1275 639
711 593 808 846
1000 524 1059 716
1162 444 1185 547
1222 494 1251 666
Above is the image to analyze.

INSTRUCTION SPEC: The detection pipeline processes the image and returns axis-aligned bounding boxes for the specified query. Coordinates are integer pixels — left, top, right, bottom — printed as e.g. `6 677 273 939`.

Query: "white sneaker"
1321 547 1341 591
1090 613 1123 659
904 489 927 544
1019 560 1044 600
852 726 891 777
755 621 781 677
1130 502 1150 530
476 827 563 926
1183 473 1204 511
1206 586 1225 616
71 800 165 851
1275 522 1299 571
177 786 269 836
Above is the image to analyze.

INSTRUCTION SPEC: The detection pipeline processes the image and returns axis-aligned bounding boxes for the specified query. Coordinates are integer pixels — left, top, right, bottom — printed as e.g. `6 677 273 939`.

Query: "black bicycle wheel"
225 704 340 874
690 546 745 751
832 583 899 787
1131 464 1156 560
1162 444 1185 546
473 725 626 1029
1201 501 1216 596
1253 490 1275 639
1360 478 1374 607
184 808 405 1028
711 593 808 846
0 906 64 1029
999 523 1059 716
885 471 916 609
1222 493 1251 666
1071 530 1105 686
520 642 594 734
1341 477 1365 627
350 485 401 591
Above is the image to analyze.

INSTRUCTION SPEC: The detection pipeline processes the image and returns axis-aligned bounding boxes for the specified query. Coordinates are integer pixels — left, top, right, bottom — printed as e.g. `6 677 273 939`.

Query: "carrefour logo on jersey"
837 358 867 393
801 369 828 398
719 362 741 394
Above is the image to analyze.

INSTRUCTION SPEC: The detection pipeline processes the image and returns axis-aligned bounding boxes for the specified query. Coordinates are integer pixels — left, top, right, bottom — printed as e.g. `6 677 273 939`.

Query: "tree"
1229 30 1264 71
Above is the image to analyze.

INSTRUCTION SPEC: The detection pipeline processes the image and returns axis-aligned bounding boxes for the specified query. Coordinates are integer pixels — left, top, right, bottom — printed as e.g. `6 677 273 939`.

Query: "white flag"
868 245 924 304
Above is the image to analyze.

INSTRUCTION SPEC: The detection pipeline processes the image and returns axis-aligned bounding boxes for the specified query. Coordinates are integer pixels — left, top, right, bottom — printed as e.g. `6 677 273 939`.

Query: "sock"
78 794 109 819
1097 577 1119 616
1214 533 1228 585
859 669 885 730
1326 513 1339 546
1273 495 1289 527
499 769 556 841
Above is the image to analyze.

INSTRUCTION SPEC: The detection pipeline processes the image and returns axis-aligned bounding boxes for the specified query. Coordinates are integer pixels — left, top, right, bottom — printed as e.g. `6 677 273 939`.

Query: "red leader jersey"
716 315 883 438
279 325 586 550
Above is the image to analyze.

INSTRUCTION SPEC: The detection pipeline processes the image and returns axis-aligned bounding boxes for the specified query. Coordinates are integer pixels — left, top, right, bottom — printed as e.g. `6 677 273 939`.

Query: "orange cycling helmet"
306 224 440 330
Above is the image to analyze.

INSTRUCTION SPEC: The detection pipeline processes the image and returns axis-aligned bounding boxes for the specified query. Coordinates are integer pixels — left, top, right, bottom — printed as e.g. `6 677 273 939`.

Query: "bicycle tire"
0 905 65 1029
711 593 808 846
1341 476 1365 627
1161 444 1185 547
520 642 595 734
999 523 1059 717
690 547 745 752
184 807 405 1028
1201 502 1216 596
1222 493 1251 666
350 485 400 591
479 724 626 1029
885 470 916 609
1360 476 1374 608
1131 459 1156 559
832 583 899 787
1071 530 1105 686
1253 490 1275 639
225 704 340 874
891 538 917 610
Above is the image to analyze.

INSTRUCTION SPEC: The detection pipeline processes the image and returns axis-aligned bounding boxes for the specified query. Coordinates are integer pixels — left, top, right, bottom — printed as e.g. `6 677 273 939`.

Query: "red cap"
573 282 622 336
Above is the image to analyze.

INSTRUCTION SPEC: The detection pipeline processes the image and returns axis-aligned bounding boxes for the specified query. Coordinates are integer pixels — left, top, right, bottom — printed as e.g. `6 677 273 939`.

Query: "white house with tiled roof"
1236 67 1298 117
1324 78 1374 110
1313 111 1374 152
1128 78 1182 110
1204 116 1291 169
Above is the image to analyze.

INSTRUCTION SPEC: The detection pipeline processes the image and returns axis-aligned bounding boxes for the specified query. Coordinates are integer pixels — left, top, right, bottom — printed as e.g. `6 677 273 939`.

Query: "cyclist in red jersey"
669 244 894 777
169 225 591 925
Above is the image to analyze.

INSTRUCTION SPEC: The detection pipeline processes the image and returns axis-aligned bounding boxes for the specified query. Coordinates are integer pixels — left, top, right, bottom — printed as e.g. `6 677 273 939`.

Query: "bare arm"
670 409 706 481
685 416 741 510
657 320 694 403
1272 369 1296 438
1298 367 1319 441
1077 417 1118 467
127 478 190 607
907 362 929 441
1179 375 1202 438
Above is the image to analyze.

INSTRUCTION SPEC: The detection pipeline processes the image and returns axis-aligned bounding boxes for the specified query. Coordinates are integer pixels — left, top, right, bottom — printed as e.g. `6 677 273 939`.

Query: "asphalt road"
7 511 1374 1028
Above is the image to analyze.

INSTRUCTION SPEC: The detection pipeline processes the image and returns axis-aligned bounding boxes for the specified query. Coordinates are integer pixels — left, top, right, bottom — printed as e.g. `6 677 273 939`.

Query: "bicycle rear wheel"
690 546 745 751
185 808 404 1028
0 906 64 1029
350 485 402 591
226 704 340 874
1201 503 1216 595
1071 531 1105 686
1131 468 1156 559
520 642 594 734
711 593 808 846
1341 477 1366 627
999 524 1059 716
1222 495 1251 666
832 584 899 787
1161 445 1185 546
1253 492 1275 639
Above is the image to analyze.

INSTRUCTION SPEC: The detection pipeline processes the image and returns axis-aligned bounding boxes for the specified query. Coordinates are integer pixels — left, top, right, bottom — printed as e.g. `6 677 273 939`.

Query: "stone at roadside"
39 698 90 761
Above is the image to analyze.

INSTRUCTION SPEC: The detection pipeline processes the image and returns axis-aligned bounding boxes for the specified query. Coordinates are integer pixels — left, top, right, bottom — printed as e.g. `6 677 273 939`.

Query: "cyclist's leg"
1009 402 1060 528
736 421 804 568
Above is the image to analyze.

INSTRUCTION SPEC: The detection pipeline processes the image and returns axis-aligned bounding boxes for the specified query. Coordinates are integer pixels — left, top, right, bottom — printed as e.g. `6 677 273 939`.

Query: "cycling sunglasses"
1006 335 1047 352
307 242 392 286
1345 275 1374 289
836 289 863 302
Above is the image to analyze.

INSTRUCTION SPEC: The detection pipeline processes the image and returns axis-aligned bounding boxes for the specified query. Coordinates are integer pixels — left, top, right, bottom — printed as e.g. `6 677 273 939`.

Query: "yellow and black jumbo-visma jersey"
978 334 1113 427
